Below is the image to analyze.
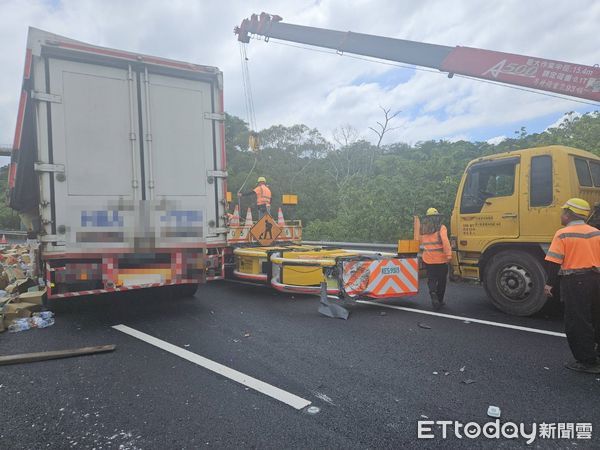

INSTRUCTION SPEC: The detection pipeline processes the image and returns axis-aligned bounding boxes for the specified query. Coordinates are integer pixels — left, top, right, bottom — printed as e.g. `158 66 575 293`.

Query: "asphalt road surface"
1 280 598 449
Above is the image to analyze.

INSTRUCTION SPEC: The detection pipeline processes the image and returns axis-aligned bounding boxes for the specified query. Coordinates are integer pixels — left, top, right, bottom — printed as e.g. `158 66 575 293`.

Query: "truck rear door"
138 70 221 248
44 57 224 253
47 58 139 251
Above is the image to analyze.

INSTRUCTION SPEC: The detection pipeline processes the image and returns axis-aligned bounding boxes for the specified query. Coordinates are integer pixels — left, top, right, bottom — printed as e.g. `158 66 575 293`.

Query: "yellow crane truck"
236 13 600 315
451 145 600 315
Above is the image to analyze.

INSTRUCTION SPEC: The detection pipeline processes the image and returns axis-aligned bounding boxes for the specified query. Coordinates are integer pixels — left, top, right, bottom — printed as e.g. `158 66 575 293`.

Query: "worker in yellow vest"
544 198 600 374
238 176 272 219
419 208 452 310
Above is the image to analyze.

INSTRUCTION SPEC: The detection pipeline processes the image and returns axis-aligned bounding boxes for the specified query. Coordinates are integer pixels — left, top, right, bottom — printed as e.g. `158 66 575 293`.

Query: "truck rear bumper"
48 279 198 299
44 248 225 299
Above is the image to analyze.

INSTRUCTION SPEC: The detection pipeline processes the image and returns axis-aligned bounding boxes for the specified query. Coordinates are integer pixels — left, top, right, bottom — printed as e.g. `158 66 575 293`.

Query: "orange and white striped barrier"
341 258 419 299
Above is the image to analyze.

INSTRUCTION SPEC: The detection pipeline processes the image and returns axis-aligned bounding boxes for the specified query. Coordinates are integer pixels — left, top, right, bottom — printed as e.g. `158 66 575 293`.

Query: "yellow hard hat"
562 198 591 217
426 207 440 216
257 176 266 183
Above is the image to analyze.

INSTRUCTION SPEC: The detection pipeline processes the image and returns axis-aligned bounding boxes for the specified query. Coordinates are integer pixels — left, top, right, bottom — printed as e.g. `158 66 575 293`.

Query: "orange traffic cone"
229 205 240 227
0 235 7 245
240 207 253 241
277 207 285 226
244 207 253 226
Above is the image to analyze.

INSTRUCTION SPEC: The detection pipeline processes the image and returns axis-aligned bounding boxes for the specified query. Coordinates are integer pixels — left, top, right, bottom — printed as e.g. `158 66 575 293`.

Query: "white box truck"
8 28 228 299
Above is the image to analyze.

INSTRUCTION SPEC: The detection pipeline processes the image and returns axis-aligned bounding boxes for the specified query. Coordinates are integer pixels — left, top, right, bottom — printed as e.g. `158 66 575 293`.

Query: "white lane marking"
355 301 566 338
112 324 311 410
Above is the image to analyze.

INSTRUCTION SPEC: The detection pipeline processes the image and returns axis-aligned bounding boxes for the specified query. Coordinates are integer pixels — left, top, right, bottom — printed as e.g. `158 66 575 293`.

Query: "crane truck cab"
450 145 600 316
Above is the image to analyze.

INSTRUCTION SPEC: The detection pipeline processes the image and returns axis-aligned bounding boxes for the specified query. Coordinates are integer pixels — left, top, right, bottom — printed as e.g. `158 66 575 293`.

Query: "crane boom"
235 13 600 103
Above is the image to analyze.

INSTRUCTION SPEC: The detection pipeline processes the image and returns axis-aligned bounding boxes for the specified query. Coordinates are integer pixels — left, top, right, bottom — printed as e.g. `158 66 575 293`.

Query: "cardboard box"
17 278 37 294
18 288 47 306
2 301 37 324
4 267 25 282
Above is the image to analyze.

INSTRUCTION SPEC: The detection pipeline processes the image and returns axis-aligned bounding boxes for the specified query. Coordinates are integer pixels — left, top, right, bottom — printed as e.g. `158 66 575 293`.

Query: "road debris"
379 311 387 316
0 344 116 366
432 371 438 375
318 282 348 320
461 379 476 385
0 243 49 333
487 405 501 418
459 366 466 372
8 311 55 332
418 323 431 329
306 406 320 415
313 392 335 406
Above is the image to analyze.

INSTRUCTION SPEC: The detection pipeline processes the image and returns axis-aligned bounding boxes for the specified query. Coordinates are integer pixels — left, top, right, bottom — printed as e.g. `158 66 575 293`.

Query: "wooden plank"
0 344 116 366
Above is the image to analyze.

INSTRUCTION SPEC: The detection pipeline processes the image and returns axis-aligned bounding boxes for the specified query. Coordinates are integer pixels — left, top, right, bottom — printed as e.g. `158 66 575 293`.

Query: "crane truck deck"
9 28 228 299
235 13 600 315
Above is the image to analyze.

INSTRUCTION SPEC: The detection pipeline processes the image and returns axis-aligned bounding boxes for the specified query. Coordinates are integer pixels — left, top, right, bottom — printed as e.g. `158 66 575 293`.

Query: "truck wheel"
172 284 198 298
483 250 547 316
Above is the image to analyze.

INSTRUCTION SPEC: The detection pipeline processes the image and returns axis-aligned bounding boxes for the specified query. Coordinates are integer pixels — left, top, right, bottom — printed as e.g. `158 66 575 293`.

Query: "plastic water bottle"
34 311 54 320
29 315 55 329
8 318 31 333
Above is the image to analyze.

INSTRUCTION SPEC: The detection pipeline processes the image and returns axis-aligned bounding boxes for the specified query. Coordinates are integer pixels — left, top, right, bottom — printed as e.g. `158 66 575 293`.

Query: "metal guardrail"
302 240 397 251
0 230 27 236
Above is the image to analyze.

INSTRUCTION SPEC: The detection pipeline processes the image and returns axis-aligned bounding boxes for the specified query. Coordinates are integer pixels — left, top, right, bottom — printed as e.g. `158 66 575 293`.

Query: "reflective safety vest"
253 184 272 206
545 221 600 275
419 224 452 264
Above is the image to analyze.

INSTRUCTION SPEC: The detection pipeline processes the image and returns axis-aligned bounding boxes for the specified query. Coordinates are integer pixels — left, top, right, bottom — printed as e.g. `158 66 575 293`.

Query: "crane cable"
238 42 260 211
240 43 258 131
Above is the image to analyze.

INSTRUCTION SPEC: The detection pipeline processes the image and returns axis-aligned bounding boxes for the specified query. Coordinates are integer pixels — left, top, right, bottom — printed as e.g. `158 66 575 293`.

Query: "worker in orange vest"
419 208 452 310
238 176 272 219
544 198 600 374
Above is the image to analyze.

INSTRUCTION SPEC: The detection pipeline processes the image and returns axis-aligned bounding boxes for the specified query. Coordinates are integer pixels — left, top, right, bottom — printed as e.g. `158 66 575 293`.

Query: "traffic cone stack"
229 205 240 227
277 207 285 226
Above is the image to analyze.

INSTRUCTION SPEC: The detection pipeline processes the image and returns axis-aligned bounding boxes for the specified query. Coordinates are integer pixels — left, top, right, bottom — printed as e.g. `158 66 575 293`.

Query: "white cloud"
0 0 598 151
487 136 507 145
545 111 583 131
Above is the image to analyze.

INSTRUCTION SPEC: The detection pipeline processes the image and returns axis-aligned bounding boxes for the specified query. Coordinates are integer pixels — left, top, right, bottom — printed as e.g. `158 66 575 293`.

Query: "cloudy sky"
0 0 598 157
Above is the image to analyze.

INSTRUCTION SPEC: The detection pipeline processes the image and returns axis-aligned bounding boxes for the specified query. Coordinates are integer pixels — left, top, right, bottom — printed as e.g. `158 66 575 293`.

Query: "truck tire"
172 283 199 299
483 250 547 316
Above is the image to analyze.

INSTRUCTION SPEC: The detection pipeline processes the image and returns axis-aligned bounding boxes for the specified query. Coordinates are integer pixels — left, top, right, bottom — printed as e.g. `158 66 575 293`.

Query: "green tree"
226 111 600 243
0 165 22 230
